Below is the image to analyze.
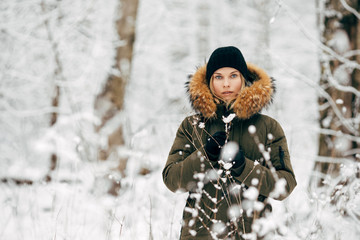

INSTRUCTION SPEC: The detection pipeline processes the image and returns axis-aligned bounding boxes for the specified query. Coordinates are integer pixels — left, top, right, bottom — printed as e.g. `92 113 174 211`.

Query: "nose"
223 78 230 87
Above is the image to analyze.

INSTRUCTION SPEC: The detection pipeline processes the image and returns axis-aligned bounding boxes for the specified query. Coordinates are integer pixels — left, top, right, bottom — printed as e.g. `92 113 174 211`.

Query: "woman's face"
211 67 243 102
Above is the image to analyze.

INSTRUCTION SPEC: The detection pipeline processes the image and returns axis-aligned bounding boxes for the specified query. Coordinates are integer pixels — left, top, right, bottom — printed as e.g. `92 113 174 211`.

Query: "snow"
222 113 236 123
243 187 259 201
334 65 351 85
221 141 239 163
269 178 287 199
227 205 243 219
211 221 226 235
251 178 259 186
329 29 350 54
1 0 360 239
336 98 344 104
248 125 256 135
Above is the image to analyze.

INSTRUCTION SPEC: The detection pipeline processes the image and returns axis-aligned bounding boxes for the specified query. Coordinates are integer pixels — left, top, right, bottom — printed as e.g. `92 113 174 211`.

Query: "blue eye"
231 74 238 78
215 76 222 80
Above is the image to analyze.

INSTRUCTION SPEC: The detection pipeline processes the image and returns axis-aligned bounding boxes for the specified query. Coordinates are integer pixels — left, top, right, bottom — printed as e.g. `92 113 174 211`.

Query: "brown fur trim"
188 65 217 118
187 63 274 119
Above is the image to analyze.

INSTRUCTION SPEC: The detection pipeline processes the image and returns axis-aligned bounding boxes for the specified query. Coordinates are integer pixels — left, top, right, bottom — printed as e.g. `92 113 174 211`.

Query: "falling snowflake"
243 186 259 201
248 125 256 134
227 205 243 219
221 142 239 162
251 178 259 186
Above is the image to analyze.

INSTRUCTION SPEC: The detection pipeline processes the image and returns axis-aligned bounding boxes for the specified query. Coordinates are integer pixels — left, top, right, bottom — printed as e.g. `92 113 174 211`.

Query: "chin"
223 97 234 101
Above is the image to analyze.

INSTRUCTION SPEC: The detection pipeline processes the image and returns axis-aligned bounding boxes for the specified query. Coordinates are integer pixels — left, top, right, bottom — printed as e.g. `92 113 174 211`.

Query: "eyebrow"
214 70 240 75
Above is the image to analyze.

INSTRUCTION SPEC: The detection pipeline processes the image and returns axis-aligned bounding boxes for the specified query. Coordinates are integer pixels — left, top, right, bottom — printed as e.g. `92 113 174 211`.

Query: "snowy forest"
1 0 360 239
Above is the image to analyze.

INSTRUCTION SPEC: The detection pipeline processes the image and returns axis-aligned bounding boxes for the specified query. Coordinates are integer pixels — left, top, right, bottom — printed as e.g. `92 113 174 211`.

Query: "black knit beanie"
205 46 249 85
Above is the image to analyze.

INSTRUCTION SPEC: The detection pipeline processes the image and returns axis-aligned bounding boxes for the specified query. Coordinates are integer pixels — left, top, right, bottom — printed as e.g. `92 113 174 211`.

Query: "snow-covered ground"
1 0 359 240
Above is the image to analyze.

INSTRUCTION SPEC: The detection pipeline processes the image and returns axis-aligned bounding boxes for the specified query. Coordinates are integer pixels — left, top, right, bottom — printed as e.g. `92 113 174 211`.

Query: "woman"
162 46 296 239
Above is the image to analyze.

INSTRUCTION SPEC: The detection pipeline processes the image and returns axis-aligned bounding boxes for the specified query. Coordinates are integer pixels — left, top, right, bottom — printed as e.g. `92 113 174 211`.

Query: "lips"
222 91 233 95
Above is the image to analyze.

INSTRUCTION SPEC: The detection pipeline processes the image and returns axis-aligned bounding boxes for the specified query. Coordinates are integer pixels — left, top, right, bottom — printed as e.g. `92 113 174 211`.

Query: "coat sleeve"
162 117 215 193
233 118 297 200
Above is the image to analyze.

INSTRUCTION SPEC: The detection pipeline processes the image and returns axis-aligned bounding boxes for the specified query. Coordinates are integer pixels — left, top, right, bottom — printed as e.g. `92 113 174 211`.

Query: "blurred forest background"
1 0 359 239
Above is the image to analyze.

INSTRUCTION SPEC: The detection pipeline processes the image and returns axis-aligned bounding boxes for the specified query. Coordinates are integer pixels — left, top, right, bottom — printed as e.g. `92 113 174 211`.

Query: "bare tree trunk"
254 0 273 71
94 0 139 194
41 0 63 182
196 1 210 59
314 0 360 186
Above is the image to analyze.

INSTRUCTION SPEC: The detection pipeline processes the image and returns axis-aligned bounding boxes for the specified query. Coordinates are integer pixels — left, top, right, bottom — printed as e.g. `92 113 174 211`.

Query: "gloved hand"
231 149 246 176
205 131 227 161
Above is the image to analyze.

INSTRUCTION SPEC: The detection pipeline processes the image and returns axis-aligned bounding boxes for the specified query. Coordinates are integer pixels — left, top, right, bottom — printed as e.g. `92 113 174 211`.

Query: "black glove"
205 131 227 161
231 149 246 176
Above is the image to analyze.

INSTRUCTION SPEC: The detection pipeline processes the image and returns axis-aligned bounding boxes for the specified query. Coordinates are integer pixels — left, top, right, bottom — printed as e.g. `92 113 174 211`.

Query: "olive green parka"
162 63 297 239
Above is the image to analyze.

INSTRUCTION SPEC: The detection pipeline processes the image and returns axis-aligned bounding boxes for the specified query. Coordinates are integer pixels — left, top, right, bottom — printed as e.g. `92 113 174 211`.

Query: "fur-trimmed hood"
187 63 275 119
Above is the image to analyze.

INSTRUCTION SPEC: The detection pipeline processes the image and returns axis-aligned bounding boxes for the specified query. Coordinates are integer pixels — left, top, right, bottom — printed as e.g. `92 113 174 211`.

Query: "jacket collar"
187 63 275 119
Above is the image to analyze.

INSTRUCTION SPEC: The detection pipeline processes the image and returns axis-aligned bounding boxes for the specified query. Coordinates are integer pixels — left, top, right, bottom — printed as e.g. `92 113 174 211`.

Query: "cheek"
234 79 243 91
212 82 222 94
